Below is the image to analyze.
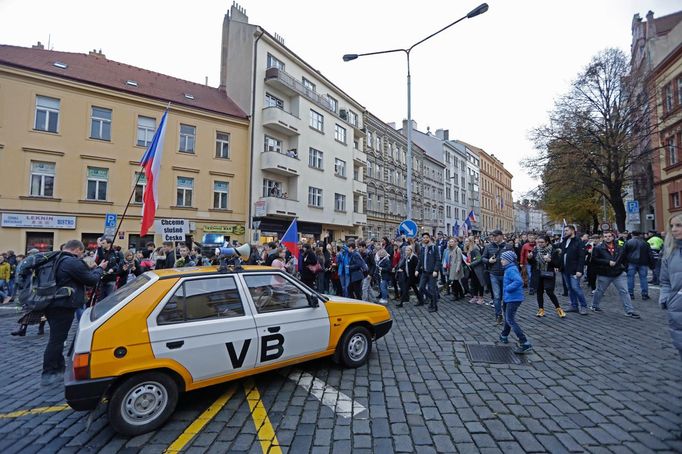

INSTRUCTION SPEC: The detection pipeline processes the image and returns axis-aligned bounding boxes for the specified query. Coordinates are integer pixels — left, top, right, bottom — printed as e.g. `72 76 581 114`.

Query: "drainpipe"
247 29 265 237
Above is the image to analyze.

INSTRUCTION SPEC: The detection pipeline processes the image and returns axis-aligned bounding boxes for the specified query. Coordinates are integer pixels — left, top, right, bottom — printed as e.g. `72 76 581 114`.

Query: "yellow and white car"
65 266 392 435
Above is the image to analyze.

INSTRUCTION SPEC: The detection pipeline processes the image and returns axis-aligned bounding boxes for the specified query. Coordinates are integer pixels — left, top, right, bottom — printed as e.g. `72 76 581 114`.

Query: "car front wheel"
339 325 372 368
108 372 179 436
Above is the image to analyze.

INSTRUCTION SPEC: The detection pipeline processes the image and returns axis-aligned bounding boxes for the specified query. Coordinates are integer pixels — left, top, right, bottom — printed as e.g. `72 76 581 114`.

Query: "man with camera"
96 237 124 300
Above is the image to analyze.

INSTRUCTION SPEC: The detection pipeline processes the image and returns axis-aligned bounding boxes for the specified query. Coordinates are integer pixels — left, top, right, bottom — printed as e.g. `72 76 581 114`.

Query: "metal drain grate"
464 344 527 365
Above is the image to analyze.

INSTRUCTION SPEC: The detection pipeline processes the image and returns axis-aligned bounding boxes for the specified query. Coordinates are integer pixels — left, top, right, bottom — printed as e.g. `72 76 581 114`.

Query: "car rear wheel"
108 372 179 436
339 325 372 368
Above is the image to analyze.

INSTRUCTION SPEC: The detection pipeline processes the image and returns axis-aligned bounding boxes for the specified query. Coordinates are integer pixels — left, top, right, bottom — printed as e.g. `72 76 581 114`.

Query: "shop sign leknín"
203 224 246 235
1 213 76 229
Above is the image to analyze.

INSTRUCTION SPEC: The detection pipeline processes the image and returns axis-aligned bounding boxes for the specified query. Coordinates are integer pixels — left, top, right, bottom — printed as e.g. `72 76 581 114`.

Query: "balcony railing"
265 67 334 113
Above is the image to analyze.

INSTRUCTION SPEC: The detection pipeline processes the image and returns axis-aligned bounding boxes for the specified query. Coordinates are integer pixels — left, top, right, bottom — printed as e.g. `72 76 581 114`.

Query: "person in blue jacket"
498 250 533 354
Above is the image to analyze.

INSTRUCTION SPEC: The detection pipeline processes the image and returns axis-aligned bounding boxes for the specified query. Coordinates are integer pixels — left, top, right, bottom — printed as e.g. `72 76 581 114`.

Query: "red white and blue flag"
281 219 299 258
467 209 478 224
139 111 168 236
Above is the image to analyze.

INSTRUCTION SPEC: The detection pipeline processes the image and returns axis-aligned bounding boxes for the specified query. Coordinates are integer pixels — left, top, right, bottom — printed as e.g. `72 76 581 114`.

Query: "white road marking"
286 370 367 418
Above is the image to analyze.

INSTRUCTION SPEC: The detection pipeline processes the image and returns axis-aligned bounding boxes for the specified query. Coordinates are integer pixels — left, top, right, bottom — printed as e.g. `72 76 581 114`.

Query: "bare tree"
524 48 658 231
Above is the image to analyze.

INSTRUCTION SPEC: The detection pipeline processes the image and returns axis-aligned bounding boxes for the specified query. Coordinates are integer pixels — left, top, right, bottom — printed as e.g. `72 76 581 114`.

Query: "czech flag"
281 219 299 257
467 209 478 224
139 111 168 236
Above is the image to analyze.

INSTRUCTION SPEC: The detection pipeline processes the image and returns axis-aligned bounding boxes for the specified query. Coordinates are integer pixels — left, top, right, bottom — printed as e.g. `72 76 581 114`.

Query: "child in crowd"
499 250 533 354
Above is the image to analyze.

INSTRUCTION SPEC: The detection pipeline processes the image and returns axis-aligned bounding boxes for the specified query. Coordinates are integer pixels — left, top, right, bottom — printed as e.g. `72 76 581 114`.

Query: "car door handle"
166 341 184 349
267 326 280 333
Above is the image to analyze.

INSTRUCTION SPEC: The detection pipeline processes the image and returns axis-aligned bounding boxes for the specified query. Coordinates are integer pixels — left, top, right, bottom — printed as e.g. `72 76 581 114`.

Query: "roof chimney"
229 2 249 23
646 10 656 38
401 119 417 133
89 49 106 58
435 129 449 140
32 41 44 50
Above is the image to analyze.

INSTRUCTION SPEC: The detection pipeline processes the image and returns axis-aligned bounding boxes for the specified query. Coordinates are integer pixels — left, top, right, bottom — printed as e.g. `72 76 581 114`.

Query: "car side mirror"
307 293 319 308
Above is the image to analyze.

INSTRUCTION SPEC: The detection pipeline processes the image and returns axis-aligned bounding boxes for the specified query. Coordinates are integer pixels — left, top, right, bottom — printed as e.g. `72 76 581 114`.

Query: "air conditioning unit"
339 109 348 120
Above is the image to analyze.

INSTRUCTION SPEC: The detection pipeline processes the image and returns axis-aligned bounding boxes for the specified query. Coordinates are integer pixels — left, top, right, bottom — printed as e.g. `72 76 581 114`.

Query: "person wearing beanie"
499 250 533 354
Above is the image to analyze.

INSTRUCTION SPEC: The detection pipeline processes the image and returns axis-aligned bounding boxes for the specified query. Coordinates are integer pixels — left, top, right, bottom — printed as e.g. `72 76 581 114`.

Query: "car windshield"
90 275 151 321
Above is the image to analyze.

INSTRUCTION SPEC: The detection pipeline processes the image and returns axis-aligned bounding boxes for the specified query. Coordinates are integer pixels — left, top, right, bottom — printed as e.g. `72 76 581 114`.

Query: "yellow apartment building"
0 44 250 253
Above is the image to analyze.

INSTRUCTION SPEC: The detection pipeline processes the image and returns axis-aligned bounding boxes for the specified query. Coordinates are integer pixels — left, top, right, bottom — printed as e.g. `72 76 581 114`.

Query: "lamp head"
342 54 359 62
467 3 489 18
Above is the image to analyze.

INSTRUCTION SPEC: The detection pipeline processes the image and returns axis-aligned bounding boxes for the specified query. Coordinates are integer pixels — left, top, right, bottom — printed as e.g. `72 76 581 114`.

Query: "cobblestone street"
0 284 680 453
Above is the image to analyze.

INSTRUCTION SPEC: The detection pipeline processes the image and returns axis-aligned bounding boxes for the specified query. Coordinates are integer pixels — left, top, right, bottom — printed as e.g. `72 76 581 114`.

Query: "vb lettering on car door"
147 275 259 381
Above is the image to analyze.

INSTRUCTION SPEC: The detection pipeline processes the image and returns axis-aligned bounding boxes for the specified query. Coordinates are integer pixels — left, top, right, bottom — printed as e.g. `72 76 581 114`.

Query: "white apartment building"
452 140 482 233
220 4 366 241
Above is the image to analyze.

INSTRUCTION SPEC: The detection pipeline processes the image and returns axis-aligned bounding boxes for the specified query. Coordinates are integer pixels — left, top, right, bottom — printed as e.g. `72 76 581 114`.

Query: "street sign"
398 219 418 238
626 200 639 213
600 222 611 231
104 213 117 238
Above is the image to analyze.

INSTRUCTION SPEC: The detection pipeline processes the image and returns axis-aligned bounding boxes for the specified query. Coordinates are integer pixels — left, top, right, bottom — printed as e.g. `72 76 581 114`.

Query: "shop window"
81 233 101 251
26 232 54 253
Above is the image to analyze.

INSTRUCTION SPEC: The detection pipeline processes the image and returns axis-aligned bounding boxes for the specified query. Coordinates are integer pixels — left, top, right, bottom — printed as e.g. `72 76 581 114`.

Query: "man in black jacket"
559 225 588 314
43 240 107 385
482 229 512 324
416 232 441 312
590 231 640 318
624 231 651 300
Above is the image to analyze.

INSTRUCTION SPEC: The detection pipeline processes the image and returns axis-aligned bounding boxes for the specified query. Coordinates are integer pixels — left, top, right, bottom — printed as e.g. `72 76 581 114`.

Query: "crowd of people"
1 213 681 383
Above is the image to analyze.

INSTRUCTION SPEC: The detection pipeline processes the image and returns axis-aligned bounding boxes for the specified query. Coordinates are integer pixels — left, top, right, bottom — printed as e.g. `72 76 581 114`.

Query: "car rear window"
90 275 151 322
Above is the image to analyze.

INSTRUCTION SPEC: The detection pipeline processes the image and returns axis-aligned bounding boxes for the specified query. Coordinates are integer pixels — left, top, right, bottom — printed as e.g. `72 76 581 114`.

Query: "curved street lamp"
343 3 488 221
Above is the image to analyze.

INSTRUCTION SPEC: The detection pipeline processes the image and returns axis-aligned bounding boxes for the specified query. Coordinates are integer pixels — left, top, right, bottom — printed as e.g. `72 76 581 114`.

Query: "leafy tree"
524 48 657 231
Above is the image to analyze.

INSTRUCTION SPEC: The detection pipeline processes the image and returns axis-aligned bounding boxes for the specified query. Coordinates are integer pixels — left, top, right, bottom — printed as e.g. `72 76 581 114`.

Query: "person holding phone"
559 225 588 315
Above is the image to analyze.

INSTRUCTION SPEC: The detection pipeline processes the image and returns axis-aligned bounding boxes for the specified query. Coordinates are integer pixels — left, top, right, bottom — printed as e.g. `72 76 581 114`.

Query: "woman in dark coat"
465 238 485 305
396 245 423 307
299 244 318 288
528 235 565 318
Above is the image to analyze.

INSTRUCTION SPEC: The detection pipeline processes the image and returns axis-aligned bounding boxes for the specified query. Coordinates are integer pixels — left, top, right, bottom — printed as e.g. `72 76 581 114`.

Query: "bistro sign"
1 213 76 229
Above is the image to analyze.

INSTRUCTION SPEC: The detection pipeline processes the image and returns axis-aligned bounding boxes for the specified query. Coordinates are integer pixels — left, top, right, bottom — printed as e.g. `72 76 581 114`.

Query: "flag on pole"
560 218 567 241
453 221 460 237
139 111 169 236
281 219 299 257
467 210 478 224
462 221 469 238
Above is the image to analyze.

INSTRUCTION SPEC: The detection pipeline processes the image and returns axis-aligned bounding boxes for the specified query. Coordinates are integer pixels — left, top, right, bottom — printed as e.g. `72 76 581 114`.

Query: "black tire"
338 325 372 368
108 372 179 436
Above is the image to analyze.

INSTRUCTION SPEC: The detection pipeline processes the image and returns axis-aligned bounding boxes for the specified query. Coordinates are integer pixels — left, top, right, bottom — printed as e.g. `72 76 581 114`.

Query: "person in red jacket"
520 234 536 295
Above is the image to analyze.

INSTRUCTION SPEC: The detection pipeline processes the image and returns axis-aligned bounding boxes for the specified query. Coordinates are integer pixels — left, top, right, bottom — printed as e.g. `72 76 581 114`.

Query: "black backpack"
15 252 72 312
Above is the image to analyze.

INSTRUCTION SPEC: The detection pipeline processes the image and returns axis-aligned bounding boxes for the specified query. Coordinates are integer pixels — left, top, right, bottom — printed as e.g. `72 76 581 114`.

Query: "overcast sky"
1 0 678 199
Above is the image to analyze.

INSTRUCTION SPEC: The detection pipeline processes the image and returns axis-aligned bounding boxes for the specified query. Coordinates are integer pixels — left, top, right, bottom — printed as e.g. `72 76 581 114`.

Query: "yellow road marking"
165 385 237 453
0 404 71 418
244 380 282 454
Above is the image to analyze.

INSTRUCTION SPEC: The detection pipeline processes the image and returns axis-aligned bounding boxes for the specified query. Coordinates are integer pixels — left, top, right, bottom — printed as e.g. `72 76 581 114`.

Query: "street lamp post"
343 3 488 221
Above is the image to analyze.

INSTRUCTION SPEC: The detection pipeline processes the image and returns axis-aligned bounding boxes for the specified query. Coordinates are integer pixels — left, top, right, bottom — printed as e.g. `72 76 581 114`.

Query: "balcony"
353 179 367 194
261 196 298 218
353 148 367 166
265 67 334 113
353 212 367 226
262 107 301 136
260 151 303 177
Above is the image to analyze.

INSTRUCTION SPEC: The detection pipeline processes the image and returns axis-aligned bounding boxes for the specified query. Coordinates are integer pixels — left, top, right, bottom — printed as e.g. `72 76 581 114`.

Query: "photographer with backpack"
42 240 108 385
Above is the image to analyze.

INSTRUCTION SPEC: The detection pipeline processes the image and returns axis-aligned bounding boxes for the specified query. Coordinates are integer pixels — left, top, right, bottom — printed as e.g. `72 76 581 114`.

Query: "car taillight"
73 353 90 380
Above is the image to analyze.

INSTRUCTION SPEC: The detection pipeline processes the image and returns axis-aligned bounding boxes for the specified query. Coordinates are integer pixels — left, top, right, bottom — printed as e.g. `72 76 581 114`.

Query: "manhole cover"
464 344 527 365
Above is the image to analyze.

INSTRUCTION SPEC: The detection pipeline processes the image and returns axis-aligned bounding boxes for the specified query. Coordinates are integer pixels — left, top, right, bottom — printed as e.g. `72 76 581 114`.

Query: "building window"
678 77 682 106
90 106 112 140
176 177 193 207
34 95 60 133
137 116 156 147
213 181 229 209
348 110 358 127
327 95 338 112
179 124 196 153
667 136 678 166
308 187 322 207
334 193 346 211
672 192 681 209
265 92 284 109
266 53 285 70
86 167 109 201
262 179 283 197
216 132 230 159
309 147 323 169
133 172 147 204
29 161 55 197
302 77 316 92
334 158 346 177
664 84 674 113
264 135 283 153
367 193 373 211
310 109 324 132
335 124 347 144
